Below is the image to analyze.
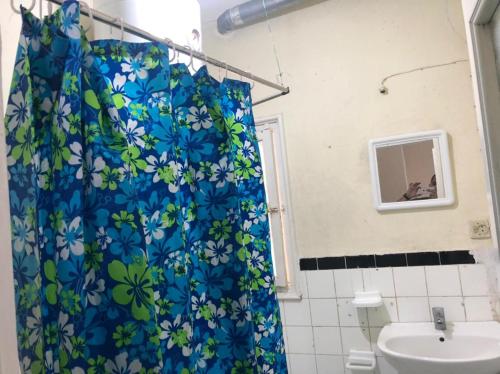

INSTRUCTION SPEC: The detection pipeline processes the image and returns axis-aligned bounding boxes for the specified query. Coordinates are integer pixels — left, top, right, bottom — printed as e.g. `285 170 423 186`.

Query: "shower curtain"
4 1 287 373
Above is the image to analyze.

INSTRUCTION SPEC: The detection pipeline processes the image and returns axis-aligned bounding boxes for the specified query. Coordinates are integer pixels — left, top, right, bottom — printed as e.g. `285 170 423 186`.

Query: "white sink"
377 322 500 374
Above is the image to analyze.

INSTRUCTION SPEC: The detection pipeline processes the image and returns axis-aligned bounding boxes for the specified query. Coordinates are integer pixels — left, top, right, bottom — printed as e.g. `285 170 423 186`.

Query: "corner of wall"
470 248 500 320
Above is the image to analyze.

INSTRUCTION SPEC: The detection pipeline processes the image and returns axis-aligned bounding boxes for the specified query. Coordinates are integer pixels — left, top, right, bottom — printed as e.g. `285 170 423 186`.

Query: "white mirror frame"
368 130 455 211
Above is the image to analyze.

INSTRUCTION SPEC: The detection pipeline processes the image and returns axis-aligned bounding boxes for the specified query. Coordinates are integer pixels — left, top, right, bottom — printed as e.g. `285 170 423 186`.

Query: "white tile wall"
367 298 398 326
287 326 315 354
334 269 363 298
393 266 427 296
307 270 336 298
284 299 312 326
314 326 343 354
397 297 431 322
297 270 310 298
459 264 489 296
464 296 494 321
369 327 382 356
310 298 339 326
288 354 317 374
316 354 345 374
425 265 462 296
281 264 496 374
337 298 368 327
340 327 371 353
428 296 466 321
362 268 395 297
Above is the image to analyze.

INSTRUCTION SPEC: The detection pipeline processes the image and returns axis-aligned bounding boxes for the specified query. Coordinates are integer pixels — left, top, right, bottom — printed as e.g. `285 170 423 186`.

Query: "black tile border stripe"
299 258 318 270
439 251 475 265
407 251 440 266
375 253 406 268
346 255 376 269
318 256 345 270
299 250 476 271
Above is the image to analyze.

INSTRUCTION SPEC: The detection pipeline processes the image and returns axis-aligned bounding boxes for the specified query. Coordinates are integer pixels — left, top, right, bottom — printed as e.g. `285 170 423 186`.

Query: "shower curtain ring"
166 39 177 63
185 45 194 70
219 62 224 81
244 71 255 89
119 17 125 44
10 0 35 14
189 47 194 69
80 1 95 35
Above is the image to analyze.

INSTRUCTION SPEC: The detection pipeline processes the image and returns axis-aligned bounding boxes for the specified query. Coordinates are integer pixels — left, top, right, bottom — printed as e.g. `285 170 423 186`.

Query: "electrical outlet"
470 219 491 239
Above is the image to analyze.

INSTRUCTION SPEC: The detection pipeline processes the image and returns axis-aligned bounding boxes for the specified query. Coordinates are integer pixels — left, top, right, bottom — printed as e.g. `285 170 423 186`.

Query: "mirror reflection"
376 140 444 203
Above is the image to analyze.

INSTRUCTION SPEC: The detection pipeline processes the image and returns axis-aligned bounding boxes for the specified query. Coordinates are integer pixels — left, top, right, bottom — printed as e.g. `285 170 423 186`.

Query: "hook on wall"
10 0 36 14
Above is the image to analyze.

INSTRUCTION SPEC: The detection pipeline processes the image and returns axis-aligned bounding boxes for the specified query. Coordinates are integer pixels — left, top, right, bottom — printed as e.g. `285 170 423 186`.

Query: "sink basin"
377 322 500 374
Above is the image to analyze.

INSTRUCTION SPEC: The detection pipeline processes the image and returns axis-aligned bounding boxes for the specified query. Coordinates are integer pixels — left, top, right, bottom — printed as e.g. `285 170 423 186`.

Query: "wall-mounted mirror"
369 130 454 211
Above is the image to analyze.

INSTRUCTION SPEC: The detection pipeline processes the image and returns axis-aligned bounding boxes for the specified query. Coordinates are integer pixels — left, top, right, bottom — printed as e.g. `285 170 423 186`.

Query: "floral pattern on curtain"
4 1 287 373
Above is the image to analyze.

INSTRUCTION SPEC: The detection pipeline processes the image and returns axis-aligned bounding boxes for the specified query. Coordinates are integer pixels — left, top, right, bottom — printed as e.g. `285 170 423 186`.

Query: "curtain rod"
46 0 290 106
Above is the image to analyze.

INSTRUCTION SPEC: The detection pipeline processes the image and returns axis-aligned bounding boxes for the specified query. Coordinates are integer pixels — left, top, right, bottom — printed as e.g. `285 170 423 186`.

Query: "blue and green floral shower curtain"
4 1 286 372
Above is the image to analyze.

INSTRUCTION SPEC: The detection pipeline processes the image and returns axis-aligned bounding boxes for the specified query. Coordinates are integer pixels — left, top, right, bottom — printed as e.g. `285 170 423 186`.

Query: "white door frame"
462 0 500 248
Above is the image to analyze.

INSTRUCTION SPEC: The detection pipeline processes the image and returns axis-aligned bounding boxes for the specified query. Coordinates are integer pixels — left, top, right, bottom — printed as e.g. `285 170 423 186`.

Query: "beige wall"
201 0 492 257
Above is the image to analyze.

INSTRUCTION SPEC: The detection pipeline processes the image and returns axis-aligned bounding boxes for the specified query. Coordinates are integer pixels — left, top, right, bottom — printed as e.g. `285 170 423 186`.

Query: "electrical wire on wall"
262 0 285 86
378 58 468 95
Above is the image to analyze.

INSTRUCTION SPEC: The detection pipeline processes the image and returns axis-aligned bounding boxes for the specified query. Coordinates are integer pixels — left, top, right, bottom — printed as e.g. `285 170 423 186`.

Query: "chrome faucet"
432 307 446 331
